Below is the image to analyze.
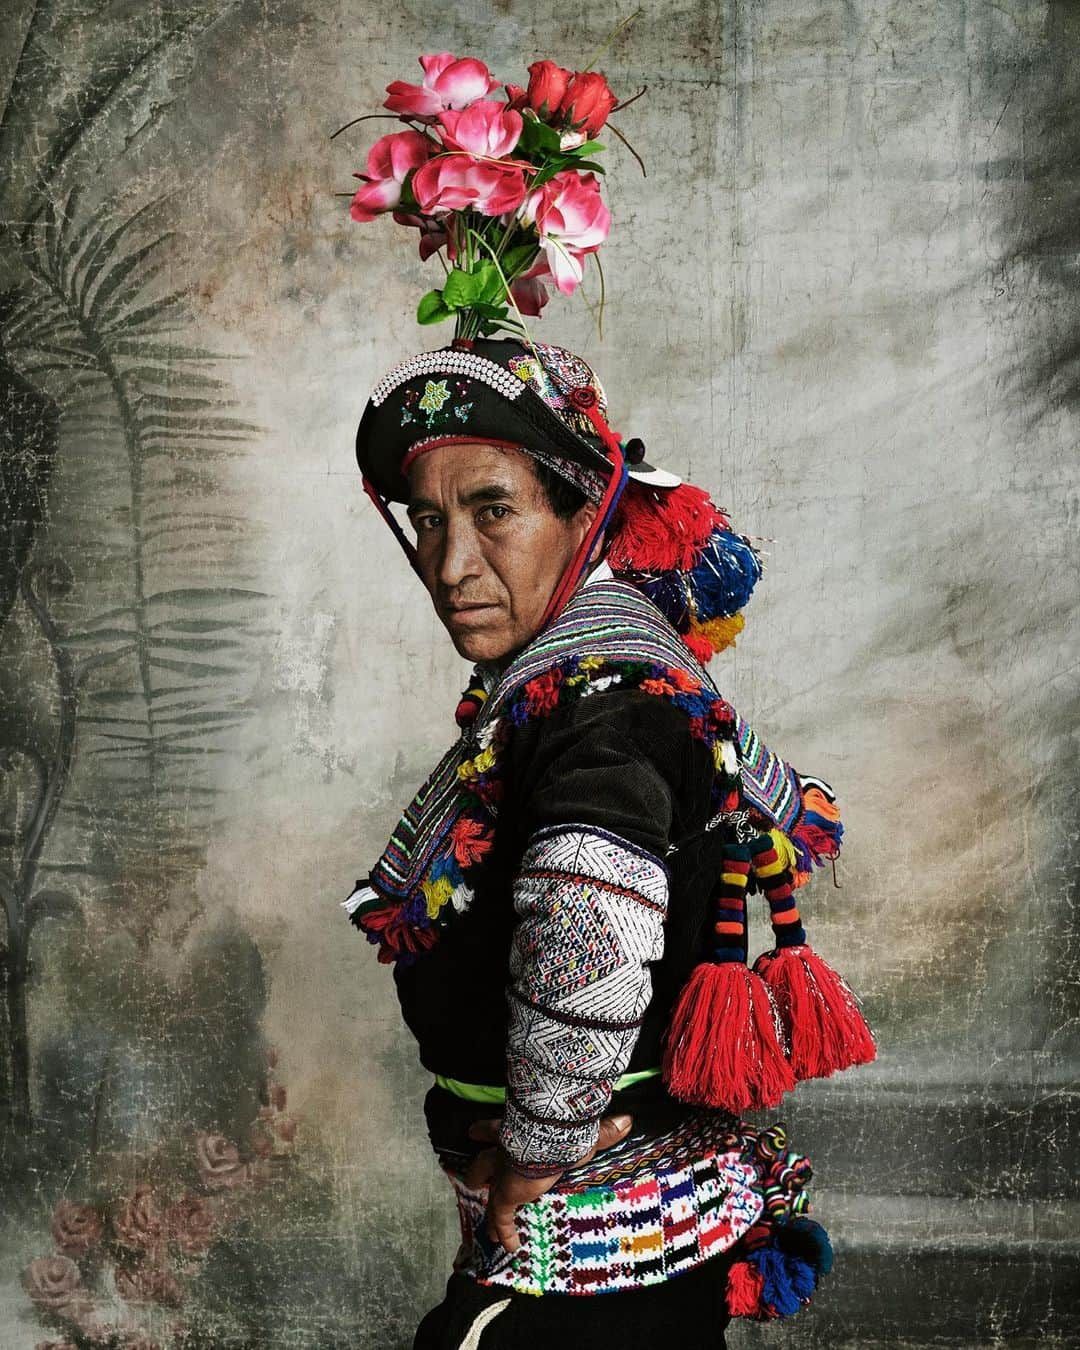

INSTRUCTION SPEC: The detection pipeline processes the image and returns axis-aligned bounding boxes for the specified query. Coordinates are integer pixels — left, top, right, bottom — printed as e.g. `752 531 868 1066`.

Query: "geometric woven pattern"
446 1111 765 1294
500 824 669 1174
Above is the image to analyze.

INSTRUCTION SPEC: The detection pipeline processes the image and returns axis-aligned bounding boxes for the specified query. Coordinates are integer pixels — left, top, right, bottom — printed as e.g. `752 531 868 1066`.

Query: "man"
345 336 869 1347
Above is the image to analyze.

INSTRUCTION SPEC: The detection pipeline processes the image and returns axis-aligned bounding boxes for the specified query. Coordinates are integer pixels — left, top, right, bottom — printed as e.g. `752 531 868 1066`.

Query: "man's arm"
483 690 708 1243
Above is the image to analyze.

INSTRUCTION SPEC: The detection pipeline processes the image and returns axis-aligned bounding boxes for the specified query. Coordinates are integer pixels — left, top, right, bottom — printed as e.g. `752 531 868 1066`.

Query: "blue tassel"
749 1247 802 1317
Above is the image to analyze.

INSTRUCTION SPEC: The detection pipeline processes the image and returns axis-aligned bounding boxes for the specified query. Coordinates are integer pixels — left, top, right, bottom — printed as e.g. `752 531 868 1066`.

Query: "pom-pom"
661 961 796 1112
608 481 725 573
775 1217 834 1278
753 945 876 1081
726 1260 764 1317
683 529 763 622
749 1246 807 1318
681 630 716 665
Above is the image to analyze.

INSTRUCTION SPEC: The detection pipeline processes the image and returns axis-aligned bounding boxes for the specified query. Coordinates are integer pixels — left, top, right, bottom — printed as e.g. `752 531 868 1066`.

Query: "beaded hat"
356 335 617 505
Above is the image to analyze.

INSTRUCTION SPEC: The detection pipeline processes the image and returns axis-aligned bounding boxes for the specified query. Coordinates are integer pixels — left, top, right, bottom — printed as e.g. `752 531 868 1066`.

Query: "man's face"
406 442 599 664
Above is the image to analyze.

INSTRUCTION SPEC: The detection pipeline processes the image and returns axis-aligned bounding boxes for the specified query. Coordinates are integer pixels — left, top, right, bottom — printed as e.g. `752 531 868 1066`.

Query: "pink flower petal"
432 57 501 109
436 103 522 158
350 178 402 222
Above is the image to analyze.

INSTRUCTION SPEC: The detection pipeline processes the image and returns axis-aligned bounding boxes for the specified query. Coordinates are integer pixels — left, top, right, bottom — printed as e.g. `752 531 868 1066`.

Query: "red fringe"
753 945 876 1081
681 631 716 665
661 962 796 1112
726 1260 764 1317
608 482 726 573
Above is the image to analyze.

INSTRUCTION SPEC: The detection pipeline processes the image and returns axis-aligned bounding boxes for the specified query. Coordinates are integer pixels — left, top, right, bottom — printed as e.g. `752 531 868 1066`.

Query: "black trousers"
412 1249 734 1349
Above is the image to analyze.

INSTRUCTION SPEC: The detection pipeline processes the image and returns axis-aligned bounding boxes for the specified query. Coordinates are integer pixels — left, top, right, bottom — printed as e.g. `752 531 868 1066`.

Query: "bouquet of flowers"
341 45 644 340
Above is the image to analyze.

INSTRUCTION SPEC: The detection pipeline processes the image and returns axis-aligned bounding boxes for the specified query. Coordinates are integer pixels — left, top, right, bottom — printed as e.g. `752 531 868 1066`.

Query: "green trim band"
434 1067 661 1104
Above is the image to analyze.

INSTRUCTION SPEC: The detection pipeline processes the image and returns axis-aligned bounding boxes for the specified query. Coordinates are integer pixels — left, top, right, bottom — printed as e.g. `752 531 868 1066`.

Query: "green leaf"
574 140 606 156
501 242 540 276
417 289 452 324
518 117 564 155
441 268 483 308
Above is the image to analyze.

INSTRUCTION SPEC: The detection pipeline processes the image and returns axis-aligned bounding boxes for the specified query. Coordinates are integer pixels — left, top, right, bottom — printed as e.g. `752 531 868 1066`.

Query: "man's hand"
464 1113 634 1252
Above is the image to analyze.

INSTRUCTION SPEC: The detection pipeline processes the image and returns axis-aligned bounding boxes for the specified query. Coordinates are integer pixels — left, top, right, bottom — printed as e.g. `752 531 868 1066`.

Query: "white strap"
457 1297 511 1350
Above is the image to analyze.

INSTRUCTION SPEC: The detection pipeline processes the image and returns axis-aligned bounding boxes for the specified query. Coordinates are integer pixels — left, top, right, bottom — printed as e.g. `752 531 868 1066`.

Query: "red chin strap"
362 388 627 635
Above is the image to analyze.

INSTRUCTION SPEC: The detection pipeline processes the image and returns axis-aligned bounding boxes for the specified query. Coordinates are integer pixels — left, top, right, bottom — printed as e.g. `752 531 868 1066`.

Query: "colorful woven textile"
443 1112 817 1296
344 577 836 965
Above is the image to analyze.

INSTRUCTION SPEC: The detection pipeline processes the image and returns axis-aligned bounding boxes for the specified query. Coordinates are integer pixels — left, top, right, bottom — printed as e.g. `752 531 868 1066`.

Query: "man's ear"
573 498 601 546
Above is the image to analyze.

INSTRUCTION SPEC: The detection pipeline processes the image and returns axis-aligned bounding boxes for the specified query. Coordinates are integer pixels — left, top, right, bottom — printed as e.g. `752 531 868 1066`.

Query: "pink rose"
435 101 522 159
509 256 553 316
50 1199 104 1256
166 1192 217 1256
503 82 527 111
518 170 610 293
385 53 500 122
22 1255 92 1320
525 59 573 119
113 1185 165 1253
413 155 526 217
194 1133 248 1191
557 71 618 137
350 130 430 222
274 1115 297 1143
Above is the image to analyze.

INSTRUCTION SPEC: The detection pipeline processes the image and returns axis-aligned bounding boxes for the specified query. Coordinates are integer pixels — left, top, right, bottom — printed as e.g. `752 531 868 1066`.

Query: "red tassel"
753 945 876 1081
608 481 726 573
726 1260 764 1317
662 962 796 1112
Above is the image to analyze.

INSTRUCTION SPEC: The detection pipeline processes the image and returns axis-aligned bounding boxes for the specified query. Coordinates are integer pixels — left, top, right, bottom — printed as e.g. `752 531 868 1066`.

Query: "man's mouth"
443 602 498 624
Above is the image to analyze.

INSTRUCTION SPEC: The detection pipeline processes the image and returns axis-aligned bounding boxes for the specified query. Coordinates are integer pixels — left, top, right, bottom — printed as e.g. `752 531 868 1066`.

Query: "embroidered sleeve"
498 822 670 1176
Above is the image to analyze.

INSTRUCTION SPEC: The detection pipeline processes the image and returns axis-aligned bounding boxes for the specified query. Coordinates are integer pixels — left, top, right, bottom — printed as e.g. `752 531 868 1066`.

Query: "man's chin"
448 629 514 663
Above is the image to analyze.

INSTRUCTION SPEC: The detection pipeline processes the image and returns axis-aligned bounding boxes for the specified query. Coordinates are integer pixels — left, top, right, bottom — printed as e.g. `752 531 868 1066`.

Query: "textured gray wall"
0 2 1077 1346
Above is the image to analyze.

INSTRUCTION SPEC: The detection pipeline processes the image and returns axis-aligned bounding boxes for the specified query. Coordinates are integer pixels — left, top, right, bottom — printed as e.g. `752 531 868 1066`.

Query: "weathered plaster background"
0 1 1077 1346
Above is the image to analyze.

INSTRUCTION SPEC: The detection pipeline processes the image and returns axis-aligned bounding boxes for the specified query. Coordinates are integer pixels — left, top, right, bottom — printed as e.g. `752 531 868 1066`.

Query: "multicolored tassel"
661 843 795 1113
748 831 877 1080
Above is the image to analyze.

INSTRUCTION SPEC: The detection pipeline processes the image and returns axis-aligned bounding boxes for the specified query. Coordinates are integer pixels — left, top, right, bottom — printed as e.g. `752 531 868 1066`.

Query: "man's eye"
480 504 510 522
414 515 442 533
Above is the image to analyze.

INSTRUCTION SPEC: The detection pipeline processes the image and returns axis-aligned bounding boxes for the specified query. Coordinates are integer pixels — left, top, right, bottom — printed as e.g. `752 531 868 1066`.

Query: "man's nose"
437 518 483 589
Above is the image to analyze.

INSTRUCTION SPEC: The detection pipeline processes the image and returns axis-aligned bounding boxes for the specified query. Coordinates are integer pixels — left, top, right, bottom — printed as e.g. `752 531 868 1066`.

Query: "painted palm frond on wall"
0 0 273 1161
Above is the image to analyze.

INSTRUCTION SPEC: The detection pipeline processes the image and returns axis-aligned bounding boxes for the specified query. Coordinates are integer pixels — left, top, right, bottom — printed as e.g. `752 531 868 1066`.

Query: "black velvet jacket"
389 687 731 1164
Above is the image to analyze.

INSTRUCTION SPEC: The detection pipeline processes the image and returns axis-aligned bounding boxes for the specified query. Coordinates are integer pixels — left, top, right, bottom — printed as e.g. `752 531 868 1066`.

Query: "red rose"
113 1185 165 1253
194 1135 247 1192
22 1255 92 1320
50 1200 104 1257
558 71 618 137
525 59 573 119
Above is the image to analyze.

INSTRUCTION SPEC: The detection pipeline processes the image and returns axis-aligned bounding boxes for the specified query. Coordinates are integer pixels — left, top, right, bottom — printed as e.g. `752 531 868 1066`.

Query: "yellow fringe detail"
458 744 497 782
579 655 605 671
422 876 454 918
768 828 800 874
688 611 745 654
